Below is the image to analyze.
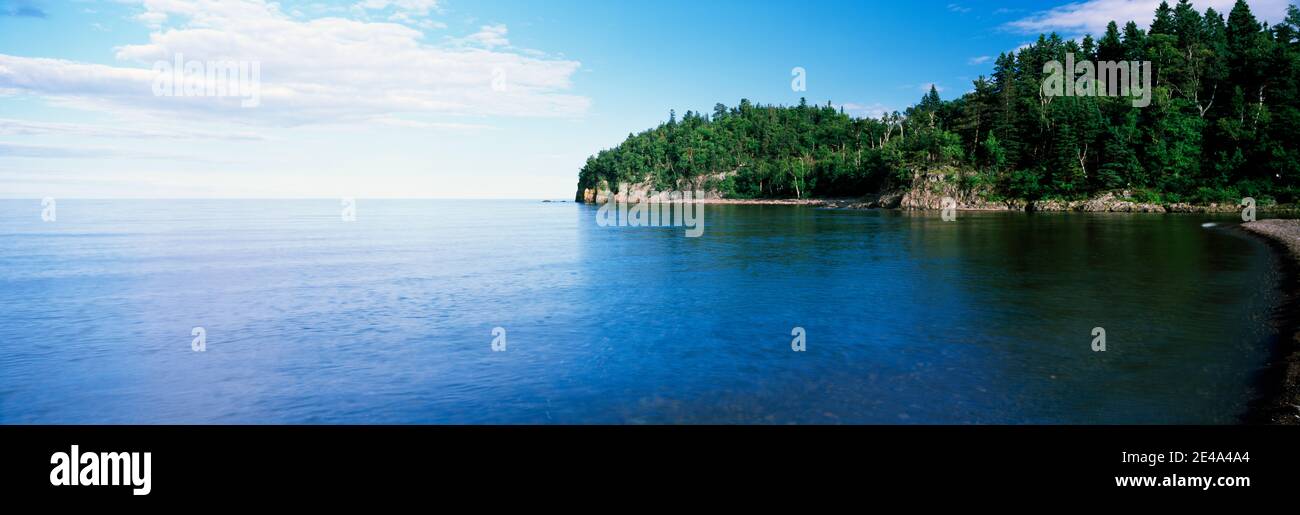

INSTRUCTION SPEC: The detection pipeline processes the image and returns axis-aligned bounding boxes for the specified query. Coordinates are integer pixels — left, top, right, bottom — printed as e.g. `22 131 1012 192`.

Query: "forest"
576 0 1300 205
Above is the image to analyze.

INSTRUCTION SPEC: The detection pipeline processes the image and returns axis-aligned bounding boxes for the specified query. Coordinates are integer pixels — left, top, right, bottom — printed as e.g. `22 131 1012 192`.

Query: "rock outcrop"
578 171 735 204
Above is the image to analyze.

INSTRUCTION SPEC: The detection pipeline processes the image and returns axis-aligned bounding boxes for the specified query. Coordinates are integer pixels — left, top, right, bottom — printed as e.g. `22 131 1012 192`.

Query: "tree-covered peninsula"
576 0 1300 208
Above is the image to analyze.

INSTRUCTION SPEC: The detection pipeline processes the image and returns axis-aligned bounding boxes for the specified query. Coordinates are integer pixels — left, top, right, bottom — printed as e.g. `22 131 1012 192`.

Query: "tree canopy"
577 0 1300 205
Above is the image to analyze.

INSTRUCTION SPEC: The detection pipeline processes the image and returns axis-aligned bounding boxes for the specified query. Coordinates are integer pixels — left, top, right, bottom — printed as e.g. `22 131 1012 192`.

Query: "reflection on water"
0 200 1282 423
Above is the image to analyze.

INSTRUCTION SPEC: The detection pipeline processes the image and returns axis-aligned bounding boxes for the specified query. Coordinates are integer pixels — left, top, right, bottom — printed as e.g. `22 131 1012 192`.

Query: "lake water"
0 200 1283 423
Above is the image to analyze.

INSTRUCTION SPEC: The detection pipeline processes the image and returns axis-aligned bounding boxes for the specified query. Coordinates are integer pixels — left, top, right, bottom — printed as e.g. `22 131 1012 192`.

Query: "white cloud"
358 0 440 16
136 11 167 28
0 118 264 140
919 82 945 93
0 0 587 128
453 24 510 48
388 11 446 29
947 3 972 14
968 55 991 65
838 102 893 119
1007 0 1293 36
369 116 496 131
0 142 229 162
356 0 445 29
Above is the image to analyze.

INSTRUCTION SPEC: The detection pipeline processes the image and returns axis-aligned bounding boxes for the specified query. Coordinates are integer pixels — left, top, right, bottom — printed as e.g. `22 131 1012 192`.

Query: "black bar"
1 426 1290 501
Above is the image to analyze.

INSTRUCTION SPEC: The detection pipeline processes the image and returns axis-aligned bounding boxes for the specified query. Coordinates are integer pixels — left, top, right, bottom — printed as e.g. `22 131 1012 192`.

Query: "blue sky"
1 0 1293 198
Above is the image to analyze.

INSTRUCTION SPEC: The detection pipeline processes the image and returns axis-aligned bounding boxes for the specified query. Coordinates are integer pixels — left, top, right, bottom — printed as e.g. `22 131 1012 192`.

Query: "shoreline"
1239 220 1300 425
680 196 1300 214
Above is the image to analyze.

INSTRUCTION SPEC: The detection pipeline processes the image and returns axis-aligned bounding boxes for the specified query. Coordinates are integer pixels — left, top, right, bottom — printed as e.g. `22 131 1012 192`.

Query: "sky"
0 0 1294 198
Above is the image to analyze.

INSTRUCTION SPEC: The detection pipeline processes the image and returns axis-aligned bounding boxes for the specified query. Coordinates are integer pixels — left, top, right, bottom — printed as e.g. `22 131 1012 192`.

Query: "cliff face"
576 172 734 204
891 169 1026 211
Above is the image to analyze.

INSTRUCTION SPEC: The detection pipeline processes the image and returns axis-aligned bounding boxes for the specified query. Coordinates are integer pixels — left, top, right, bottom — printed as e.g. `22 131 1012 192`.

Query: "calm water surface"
0 200 1283 423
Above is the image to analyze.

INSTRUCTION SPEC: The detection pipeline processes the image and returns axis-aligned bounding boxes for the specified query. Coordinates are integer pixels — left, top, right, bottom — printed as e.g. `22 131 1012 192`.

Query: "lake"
0 200 1282 423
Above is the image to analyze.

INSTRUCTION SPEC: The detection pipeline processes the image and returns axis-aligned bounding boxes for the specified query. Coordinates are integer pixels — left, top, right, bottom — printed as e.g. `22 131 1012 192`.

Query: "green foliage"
575 97 962 199
1130 188 1165 203
578 0 1300 204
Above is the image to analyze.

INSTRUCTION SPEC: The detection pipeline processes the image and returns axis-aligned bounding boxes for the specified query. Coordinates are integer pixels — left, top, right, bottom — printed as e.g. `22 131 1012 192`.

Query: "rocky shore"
1240 220 1300 425
578 173 1291 213
615 193 1288 214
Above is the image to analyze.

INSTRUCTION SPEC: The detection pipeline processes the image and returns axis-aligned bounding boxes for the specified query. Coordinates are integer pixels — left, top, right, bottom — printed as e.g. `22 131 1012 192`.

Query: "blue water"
0 200 1282 423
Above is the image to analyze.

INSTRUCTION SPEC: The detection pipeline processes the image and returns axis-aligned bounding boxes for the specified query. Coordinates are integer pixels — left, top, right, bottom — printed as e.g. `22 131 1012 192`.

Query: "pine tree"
1152 1 1176 35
